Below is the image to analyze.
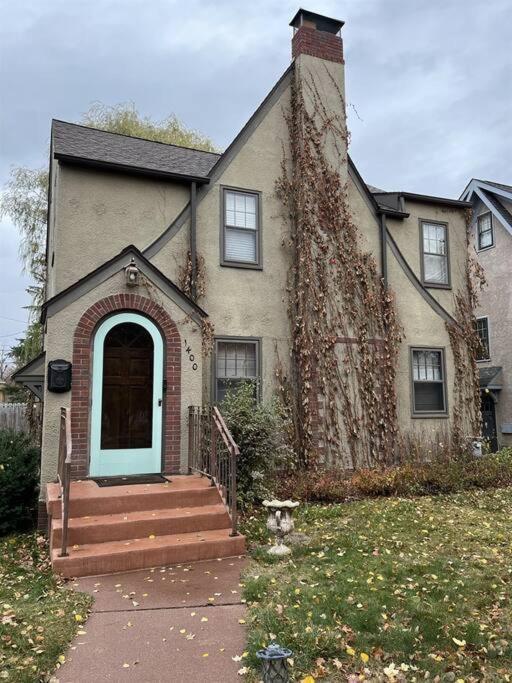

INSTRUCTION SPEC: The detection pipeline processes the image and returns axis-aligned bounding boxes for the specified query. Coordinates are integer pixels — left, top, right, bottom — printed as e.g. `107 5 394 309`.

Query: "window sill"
476 244 495 254
411 412 449 419
220 261 263 271
476 358 491 363
422 282 452 290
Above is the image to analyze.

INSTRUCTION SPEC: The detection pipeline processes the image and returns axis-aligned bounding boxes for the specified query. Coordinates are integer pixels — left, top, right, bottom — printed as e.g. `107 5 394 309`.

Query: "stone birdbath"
262 499 299 556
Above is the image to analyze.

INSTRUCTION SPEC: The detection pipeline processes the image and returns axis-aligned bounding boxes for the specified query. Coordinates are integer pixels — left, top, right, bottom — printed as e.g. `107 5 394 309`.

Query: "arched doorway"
89 312 164 476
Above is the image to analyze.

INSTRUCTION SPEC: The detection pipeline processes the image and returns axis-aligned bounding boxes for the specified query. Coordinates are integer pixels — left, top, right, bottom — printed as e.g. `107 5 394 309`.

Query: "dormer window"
477 212 493 251
420 220 450 288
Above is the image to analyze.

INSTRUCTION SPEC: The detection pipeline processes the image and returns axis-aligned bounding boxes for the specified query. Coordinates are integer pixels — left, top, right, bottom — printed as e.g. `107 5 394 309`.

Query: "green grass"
0 534 92 682
241 488 512 681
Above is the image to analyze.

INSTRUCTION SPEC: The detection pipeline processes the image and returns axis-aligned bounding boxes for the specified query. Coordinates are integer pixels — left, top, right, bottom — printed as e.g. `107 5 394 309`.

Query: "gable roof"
52 120 220 183
42 245 208 324
460 178 512 236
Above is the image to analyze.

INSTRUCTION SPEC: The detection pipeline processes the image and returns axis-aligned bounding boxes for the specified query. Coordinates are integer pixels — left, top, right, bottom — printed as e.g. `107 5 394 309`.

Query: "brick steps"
51 504 231 546
47 477 219 518
47 475 245 577
51 528 245 578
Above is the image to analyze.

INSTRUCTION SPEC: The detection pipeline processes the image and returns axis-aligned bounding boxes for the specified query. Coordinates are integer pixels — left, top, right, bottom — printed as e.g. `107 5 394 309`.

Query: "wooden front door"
89 313 164 476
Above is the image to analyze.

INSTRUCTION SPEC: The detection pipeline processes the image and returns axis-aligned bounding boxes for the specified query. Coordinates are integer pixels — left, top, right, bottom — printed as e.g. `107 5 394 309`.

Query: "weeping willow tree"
0 102 217 373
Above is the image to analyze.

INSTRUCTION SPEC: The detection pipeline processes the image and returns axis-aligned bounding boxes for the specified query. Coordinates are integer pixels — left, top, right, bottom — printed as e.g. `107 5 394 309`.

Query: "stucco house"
14 10 478 576
460 179 512 451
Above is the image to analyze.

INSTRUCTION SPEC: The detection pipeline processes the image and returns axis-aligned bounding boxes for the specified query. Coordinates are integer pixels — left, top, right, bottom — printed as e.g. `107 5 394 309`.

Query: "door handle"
158 399 163 407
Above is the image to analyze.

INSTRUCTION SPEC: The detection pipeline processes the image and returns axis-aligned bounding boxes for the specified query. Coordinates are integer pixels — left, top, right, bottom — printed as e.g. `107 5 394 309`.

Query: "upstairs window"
477 212 493 250
421 221 450 287
475 316 490 361
215 338 259 403
222 189 261 268
411 347 447 415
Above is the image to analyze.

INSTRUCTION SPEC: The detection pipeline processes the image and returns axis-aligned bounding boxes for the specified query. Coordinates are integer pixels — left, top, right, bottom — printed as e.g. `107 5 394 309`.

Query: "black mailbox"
47 359 72 393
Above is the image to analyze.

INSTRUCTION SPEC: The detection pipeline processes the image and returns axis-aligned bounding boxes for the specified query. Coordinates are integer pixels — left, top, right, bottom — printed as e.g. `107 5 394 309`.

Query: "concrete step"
51 528 246 578
51 504 231 547
47 476 219 519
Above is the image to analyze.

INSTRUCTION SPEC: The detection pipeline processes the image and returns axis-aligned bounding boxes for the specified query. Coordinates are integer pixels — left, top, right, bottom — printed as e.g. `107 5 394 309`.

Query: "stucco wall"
387 201 468 317
472 198 512 447
50 166 189 294
154 70 295 403
40 270 203 497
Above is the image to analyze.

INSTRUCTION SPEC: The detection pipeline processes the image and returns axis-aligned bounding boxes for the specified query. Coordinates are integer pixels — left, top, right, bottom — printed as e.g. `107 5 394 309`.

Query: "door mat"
92 474 170 487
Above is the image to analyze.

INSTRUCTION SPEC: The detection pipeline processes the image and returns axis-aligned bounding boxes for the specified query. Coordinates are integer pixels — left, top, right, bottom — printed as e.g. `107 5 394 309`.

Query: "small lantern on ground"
256 643 292 683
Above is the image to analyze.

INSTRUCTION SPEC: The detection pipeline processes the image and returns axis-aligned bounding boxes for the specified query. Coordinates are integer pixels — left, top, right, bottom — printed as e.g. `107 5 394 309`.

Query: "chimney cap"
289 8 344 34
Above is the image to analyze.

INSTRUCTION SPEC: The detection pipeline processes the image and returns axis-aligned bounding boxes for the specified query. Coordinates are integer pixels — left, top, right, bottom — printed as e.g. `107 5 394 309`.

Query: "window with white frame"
475 317 490 361
421 221 449 286
411 348 447 414
477 212 493 250
215 339 259 402
222 189 260 266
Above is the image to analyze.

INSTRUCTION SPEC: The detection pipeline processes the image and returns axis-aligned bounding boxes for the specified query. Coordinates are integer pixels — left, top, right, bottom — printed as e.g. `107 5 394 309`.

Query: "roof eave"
54 153 211 185
400 192 472 209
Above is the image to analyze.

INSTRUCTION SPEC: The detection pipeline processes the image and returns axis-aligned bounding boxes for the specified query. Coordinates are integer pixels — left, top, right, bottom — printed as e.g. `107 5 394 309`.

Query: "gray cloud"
1 0 511 342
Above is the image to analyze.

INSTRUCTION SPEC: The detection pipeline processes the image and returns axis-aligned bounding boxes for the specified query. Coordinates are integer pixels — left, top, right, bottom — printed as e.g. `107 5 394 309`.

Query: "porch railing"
57 407 72 557
188 405 239 536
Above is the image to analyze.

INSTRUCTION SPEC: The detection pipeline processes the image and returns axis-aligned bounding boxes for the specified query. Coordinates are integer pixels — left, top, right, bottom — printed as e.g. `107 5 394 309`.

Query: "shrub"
0 429 40 535
220 382 294 507
275 447 512 503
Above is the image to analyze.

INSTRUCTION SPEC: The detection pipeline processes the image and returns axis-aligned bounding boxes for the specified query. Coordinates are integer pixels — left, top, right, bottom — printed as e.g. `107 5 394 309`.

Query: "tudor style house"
460 179 512 451
15 10 476 576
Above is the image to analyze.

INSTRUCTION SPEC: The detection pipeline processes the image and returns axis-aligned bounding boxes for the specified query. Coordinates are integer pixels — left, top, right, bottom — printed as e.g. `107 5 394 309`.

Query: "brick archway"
71 294 181 478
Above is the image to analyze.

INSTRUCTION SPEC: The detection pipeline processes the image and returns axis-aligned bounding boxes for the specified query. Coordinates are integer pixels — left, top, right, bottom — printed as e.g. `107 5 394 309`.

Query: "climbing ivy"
446 210 486 450
276 67 402 468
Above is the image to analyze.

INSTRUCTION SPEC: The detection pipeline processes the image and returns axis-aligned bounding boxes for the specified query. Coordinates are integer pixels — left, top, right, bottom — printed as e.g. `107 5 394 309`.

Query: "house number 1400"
184 340 198 371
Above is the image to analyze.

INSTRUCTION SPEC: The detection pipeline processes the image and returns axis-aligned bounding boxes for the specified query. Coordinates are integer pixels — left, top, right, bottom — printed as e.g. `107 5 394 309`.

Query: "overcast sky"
1 0 511 348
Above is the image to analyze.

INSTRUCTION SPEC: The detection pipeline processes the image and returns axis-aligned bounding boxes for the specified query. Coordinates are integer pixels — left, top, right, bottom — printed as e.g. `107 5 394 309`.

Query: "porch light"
256 643 292 683
125 258 140 287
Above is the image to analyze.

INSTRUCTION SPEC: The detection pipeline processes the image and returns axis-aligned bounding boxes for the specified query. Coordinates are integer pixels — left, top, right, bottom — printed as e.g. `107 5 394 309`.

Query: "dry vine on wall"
446 209 486 449
178 250 215 357
276 67 402 470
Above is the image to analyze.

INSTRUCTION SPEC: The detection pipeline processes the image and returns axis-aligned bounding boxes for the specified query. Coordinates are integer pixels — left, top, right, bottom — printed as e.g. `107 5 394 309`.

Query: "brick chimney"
290 8 344 64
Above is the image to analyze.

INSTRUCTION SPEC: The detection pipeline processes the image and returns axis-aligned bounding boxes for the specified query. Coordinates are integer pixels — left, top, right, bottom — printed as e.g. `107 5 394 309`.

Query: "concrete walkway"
55 556 248 682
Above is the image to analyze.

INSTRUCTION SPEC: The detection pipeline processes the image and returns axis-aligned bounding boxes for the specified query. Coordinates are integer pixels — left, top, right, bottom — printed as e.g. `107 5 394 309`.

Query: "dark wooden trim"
54 153 210 185
190 181 197 300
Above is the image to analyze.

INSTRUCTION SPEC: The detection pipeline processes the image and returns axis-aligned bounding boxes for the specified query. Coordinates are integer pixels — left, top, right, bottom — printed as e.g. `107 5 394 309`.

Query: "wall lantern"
125 258 140 287
256 643 292 683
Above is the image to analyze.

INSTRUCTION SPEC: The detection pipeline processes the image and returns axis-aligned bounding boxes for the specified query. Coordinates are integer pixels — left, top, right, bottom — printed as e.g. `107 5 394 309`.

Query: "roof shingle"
52 120 221 180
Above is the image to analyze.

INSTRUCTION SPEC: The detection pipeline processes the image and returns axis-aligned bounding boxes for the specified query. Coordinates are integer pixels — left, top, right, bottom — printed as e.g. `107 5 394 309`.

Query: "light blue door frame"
89 312 164 477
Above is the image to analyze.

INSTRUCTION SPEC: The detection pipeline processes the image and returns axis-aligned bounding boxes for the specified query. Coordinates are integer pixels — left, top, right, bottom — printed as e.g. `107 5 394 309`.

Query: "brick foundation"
71 294 181 478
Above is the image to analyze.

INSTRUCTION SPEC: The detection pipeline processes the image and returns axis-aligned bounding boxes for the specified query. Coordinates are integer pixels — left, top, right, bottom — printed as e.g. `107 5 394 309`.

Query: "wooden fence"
0 403 40 433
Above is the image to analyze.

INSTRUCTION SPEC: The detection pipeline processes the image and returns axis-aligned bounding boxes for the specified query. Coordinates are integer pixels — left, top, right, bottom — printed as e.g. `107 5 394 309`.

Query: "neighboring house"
460 179 512 451
14 10 476 576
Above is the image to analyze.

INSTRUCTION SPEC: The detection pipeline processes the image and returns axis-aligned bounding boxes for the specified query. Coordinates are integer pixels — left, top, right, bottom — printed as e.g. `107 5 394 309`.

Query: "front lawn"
242 488 512 681
0 534 92 683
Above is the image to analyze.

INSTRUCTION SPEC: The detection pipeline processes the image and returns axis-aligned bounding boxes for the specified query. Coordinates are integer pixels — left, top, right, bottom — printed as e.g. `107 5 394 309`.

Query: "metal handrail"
188 405 239 536
57 407 72 557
